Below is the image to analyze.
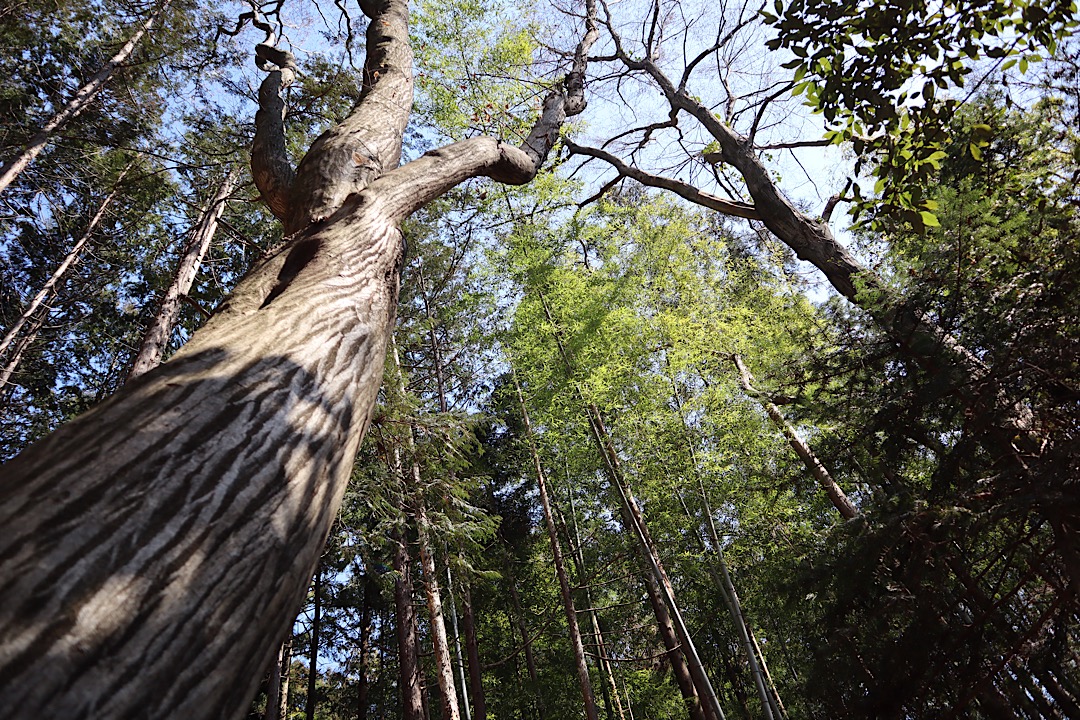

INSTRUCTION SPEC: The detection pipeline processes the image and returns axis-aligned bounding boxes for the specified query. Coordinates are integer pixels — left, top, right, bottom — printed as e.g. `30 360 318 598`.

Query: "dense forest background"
1 0 1078 718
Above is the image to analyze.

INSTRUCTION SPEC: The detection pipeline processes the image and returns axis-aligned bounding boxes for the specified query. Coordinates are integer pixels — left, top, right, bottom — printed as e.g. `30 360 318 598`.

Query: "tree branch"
565 140 759 220
250 12 297 222
287 0 415 232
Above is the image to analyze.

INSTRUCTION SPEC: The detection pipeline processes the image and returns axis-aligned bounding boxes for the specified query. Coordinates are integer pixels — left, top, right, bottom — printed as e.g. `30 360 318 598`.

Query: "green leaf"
919 211 940 228
969 143 983 161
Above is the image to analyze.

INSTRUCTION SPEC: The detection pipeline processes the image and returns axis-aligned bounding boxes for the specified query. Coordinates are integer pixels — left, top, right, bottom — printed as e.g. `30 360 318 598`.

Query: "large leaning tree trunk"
0 0 597 717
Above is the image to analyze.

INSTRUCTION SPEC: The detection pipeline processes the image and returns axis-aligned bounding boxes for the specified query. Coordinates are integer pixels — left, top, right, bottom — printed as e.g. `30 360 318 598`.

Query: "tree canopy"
0 0 1077 718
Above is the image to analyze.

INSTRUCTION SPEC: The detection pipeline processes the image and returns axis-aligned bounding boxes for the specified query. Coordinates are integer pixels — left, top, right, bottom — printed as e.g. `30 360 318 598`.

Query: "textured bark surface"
0 0 599 714
0 194 406 718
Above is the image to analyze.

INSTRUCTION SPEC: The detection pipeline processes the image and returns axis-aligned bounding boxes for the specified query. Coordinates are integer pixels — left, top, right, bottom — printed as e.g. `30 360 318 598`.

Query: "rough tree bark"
127 168 239 381
510 365 601 720
0 3 167 196
0 0 597 716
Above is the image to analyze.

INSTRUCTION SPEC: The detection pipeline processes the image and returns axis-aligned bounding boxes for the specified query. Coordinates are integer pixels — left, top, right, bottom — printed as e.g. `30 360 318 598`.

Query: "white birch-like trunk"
0 169 130 388
0 4 167 195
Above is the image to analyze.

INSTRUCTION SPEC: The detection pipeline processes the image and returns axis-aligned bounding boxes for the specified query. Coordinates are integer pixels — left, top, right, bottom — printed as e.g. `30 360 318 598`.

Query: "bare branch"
565 140 760 220
577 174 623 208
822 179 853 223
747 81 796 144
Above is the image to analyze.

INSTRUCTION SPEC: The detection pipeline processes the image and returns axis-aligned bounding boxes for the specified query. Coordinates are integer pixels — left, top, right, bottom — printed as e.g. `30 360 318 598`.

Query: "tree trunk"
386 337 460 720
0 0 598 715
0 4 167 196
460 584 486 720
265 642 284 720
127 168 239 380
444 560 472 720
510 366 600 720
643 568 709 720
306 567 323 720
280 639 294 720
732 355 856 520
537 290 725 720
414 501 461 720
505 564 545 720
669 371 785 720
0 311 47 399
561 485 626 720
393 527 424 720
356 577 373 720
0 168 130 388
